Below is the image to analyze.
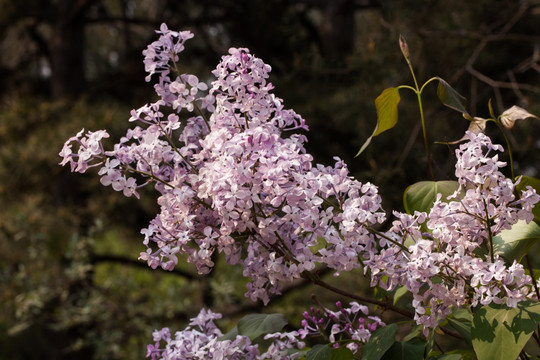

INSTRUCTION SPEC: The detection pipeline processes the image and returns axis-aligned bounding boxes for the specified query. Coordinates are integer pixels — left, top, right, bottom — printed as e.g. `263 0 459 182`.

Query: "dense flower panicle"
60 23 540 340
146 309 304 360
368 131 540 331
60 23 386 304
146 309 261 360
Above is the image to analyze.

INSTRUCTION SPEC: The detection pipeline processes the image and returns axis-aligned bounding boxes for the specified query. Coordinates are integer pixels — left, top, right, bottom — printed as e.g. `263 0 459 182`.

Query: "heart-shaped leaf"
492 219 540 263
403 181 460 215
472 301 540 360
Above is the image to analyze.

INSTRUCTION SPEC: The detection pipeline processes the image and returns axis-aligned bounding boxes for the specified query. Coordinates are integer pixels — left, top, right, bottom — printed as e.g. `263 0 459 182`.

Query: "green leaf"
330 346 355 360
402 325 422 343
472 301 540 360
393 286 408 305
381 338 426 360
403 181 460 215
430 350 476 360
515 175 540 224
373 87 401 136
436 78 469 116
447 318 472 346
306 344 331 360
236 313 288 341
356 87 400 157
492 219 540 263
218 325 239 341
361 323 398 360
488 99 496 119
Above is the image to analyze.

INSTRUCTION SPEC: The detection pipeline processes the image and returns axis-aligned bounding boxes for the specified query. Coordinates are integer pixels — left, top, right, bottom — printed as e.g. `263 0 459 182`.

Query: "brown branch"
92 254 198 280
309 275 415 319
466 65 540 94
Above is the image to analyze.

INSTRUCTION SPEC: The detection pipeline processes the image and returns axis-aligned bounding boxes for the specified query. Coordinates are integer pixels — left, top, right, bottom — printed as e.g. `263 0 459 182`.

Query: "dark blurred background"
1 0 540 358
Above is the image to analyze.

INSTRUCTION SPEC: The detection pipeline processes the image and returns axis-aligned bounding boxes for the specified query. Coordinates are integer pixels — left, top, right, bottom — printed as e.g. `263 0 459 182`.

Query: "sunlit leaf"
499 105 539 129
515 175 540 224
236 313 287 340
436 78 469 115
373 87 401 136
472 301 540 360
492 219 540 263
403 181 460 215
356 87 400 157
361 323 398 360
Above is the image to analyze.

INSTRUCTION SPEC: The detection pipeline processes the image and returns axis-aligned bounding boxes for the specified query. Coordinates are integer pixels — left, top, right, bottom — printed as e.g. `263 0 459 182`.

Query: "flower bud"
399 34 410 61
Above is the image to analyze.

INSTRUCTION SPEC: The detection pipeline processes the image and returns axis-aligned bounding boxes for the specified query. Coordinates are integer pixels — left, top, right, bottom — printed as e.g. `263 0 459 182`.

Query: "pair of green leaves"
356 78 467 157
356 77 539 156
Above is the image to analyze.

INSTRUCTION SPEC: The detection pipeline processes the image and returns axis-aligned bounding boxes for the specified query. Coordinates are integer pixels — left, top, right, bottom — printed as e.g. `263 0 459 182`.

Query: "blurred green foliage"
1 0 540 358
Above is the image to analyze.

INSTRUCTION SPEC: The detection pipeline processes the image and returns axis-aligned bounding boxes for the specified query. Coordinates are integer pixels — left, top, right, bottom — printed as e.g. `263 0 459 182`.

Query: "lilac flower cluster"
299 301 385 354
59 24 540 338
146 308 304 360
368 131 540 330
59 23 386 304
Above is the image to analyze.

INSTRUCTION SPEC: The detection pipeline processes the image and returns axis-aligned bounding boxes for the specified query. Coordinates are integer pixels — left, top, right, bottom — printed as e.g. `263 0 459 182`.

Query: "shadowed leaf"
493 219 540 263
472 302 540 360
361 323 397 360
436 78 468 115
403 181 460 215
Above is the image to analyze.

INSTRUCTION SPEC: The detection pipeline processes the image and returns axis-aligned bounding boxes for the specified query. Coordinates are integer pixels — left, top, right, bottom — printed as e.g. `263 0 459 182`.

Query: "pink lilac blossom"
298 301 385 354
60 24 540 337
146 308 304 360
367 131 540 332
59 23 386 305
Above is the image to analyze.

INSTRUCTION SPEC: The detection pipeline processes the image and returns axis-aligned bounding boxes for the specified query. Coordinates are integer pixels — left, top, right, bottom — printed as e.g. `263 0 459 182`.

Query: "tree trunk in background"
49 0 87 98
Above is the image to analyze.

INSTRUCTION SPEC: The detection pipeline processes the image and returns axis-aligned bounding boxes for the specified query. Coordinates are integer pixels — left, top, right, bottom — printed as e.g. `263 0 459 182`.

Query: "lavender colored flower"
367 131 540 333
60 23 387 304
298 301 384 354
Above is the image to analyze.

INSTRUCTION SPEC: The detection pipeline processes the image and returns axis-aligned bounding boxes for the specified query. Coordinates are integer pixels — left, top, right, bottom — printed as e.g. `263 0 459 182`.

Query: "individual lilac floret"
367 131 540 333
